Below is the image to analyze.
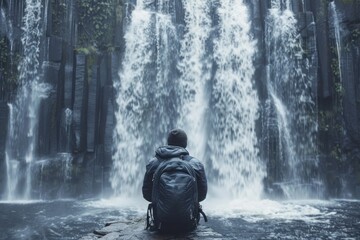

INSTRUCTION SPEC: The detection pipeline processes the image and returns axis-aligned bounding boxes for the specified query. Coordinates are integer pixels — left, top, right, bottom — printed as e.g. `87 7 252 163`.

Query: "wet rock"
86 218 226 240
93 222 129 236
48 36 63 62
101 232 121 240
79 233 99 240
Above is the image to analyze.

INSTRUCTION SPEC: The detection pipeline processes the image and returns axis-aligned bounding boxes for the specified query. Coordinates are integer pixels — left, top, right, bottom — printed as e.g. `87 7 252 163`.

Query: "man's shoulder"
187 156 205 169
148 156 159 163
146 157 160 169
187 155 200 162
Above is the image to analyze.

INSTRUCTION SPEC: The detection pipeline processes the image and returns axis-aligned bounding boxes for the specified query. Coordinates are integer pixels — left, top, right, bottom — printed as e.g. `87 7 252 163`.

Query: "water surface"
0 199 359 239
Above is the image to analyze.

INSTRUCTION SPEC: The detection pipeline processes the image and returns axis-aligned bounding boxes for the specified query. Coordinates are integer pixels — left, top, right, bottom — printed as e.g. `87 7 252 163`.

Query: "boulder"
86 218 226 240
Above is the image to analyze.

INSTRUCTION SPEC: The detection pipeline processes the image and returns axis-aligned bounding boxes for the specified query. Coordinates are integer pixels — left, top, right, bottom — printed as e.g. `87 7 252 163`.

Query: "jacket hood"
155 145 189 159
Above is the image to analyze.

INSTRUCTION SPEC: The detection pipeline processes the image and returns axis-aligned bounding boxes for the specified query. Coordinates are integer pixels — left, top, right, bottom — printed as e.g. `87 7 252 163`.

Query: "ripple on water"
0 199 359 239
204 199 337 223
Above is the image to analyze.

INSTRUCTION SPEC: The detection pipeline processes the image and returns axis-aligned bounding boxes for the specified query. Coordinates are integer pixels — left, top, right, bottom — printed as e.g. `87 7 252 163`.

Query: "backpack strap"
182 155 208 223
146 203 157 231
146 203 152 229
198 204 208 222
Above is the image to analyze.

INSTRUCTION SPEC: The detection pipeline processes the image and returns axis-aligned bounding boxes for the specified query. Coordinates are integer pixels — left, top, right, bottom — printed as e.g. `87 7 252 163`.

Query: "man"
142 129 207 232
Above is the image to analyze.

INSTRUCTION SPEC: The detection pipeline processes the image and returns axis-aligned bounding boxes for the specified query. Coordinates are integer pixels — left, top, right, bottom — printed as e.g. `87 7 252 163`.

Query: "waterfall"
35 153 73 199
1 6 14 52
111 0 179 196
329 2 343 83
177 0 212 161
5 104 18 200
206 0 263 199
112 0 264 199
63 108 73 152
265 0 320 198
4 0 50 200
328 1 348 196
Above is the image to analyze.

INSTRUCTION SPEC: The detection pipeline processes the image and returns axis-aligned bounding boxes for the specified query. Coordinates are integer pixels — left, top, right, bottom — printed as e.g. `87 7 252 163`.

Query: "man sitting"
142 129 208 233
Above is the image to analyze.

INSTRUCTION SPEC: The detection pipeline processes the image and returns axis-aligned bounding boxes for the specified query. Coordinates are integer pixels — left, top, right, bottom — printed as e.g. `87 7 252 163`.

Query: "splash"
111 0 178 196
207 0 264 199
4 0 50 200
264 0 320 198
206 198 332 223
112 0 264 200
177 0 212 160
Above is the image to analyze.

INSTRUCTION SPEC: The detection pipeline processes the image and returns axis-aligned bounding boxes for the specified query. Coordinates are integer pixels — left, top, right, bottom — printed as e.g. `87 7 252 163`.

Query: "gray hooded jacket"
142 145 208 202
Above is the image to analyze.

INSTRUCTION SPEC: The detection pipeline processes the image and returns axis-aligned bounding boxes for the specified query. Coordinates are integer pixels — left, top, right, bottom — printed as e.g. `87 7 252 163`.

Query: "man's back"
142 129 208 232
142 145 207 203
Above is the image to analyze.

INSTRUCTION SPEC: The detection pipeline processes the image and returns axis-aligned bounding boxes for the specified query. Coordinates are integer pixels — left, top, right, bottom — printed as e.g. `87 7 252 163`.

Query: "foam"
203 198 335 223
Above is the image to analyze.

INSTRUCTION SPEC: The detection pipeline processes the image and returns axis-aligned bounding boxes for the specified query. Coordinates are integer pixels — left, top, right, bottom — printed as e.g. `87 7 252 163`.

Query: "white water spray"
36 153 73 199
112 6 152 196
4 0 50 200
208 0 264 199
329 2 343 83
64 108 72 151
112 0 178 196
1 7 13 51
178 0 212 160
265 0 320 198
328 1 349 197
112 0 265 200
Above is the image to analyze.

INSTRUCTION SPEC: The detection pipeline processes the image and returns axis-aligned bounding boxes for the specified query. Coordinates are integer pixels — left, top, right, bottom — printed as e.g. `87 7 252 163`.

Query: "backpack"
146 155 207 233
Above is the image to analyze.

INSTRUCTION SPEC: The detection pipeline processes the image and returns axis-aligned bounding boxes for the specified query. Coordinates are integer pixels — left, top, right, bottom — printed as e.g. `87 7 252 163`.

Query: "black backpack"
146 155 207 233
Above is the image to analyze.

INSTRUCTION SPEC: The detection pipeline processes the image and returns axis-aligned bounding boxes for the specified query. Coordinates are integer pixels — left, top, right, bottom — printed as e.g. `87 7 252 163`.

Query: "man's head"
167 129 187 148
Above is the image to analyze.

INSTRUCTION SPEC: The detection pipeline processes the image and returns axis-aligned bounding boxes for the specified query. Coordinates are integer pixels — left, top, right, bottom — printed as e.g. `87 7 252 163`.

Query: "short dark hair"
167 129 187 148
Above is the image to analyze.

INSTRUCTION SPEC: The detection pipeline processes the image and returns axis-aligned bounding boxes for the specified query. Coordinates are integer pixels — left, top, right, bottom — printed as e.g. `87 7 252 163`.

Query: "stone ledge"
80 218 225 240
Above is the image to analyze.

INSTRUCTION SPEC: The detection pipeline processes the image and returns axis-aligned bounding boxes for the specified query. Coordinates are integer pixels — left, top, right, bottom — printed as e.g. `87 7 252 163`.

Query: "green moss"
0 37 20 93
51 0 67 36
76 0 119 52
344 28 360 52
334 82 344 95
351 28 360 44
75 46 98 55
330 144 342 161
331 58 341 78
319 111 331 131
0 38 8 77
86 54 97 84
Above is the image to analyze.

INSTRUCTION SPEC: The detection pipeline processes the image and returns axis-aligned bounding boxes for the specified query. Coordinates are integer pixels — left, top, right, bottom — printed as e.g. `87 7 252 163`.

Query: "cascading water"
264 0 320 198
207 0 264 199
328 1 348 195
57 107 74 153
177 0 212 160
1 7 13 51
4 0 50 200
329 1 343 83
1 1 360 239
112 0 264 199
35 153 73 199
111 0 179 196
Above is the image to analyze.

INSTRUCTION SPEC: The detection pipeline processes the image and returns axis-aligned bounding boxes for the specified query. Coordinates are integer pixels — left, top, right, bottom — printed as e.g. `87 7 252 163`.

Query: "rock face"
0 102 8 192
0 0 359 199
312 0 360 198
80 219 225 240
0 0 120 199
